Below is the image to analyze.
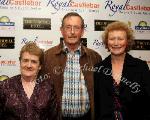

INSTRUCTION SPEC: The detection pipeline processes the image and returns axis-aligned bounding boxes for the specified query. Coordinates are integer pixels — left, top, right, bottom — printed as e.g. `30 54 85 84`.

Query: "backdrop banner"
0 0 150 78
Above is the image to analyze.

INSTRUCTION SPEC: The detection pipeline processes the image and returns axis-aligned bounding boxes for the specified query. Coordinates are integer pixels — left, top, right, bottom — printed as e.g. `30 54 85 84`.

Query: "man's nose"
71 26 75 34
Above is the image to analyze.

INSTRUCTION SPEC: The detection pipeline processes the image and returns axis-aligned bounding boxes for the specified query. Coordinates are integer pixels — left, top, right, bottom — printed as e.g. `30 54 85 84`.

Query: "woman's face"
107 30 128 56
20 52 41 80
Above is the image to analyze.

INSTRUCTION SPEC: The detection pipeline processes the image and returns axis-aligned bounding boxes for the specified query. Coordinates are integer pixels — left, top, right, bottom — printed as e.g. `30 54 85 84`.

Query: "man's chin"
68 43 77 46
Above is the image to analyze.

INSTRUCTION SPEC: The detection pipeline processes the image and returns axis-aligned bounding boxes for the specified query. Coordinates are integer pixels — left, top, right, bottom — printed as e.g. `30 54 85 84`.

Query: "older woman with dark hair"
0 42 60 120
94 21 150 120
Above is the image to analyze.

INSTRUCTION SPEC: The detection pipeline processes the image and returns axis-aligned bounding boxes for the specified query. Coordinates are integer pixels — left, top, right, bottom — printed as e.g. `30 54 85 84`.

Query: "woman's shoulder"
124 54 150 76
95 55 111 67
0 75 21 89
126 53 148 68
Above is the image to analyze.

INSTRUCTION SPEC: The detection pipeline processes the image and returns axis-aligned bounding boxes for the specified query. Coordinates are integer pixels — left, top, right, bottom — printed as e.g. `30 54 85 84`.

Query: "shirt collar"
55 40 87 57
63 41 81 54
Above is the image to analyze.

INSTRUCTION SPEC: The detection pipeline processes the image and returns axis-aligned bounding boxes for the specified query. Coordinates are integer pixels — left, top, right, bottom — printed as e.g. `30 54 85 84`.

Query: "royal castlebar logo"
105 0 150 16
21 36 53 49
46 0 100 14
0 0 41 11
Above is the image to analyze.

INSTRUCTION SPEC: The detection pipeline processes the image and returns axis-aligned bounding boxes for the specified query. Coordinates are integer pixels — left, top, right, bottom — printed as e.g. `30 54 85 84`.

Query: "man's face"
60 16 84 48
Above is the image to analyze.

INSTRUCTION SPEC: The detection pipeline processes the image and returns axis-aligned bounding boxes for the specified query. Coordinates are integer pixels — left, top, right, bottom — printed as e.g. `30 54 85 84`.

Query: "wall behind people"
0 0 150 78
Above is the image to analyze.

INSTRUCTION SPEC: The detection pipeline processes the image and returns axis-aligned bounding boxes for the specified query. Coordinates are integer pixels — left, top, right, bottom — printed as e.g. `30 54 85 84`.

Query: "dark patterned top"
113 80 123 120
0 75 59 120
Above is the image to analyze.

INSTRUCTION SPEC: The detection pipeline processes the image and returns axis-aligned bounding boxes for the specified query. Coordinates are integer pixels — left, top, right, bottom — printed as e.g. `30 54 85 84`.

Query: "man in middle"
43 12 102 120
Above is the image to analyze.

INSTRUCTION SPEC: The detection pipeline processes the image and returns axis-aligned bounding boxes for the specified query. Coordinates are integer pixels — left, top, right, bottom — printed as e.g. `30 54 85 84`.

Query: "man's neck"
64 42 81 52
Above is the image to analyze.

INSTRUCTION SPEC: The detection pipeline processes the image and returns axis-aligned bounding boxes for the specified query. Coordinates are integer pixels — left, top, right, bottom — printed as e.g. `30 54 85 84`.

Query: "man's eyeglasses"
63 25 82 32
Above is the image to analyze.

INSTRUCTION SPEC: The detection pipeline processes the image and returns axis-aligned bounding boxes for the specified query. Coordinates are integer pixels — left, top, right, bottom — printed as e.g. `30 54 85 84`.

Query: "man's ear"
39 65 41 70
81 28 84 37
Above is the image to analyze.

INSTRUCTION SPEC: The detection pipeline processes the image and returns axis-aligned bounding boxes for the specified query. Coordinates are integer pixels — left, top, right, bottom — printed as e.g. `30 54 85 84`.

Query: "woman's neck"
111 53 126 64
21 76 36 83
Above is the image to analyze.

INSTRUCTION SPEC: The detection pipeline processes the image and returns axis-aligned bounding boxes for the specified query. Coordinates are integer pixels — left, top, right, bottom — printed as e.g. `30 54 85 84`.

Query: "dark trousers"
62 110 91 120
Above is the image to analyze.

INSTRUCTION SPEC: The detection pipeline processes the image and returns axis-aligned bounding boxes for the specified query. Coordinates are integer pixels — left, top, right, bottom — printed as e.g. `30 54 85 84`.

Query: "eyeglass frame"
62 25 83 32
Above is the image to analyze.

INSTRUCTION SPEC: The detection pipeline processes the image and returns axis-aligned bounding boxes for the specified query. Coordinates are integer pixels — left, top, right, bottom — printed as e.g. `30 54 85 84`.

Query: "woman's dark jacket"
94 53 150 120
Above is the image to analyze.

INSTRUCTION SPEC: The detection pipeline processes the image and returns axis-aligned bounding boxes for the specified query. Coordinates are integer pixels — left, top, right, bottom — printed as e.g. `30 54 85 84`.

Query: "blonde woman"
94 21 150 120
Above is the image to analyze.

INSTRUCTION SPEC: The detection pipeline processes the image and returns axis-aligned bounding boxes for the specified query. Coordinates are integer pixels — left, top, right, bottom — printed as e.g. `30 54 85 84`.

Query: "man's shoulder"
84 46 101 57
87 47 98 54
82 46 102 62
45 44 60 55
45 45 59 53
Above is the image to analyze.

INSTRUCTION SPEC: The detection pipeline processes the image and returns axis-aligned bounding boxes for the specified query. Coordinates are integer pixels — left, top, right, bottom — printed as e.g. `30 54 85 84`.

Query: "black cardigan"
94 53 150 120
